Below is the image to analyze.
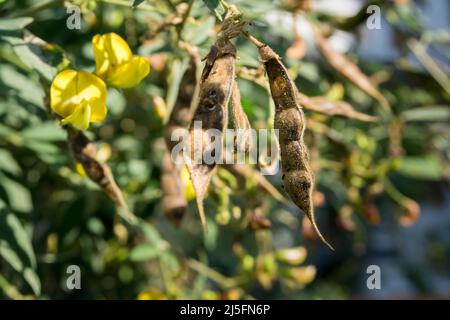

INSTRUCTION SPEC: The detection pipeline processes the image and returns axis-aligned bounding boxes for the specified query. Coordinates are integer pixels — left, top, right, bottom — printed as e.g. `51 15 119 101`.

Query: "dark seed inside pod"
209 89 217 98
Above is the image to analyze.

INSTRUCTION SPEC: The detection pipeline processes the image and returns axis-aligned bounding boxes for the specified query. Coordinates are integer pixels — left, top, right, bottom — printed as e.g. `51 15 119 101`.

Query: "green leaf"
0 200 41 295
0 17 33 31
138 220 162 244
0 64 45 108
129 243 161 261
401 106 450 122
203 217 218 251
183 16 215 46
1 33 56 82
132 0 145 7
0 149 22 176
396 156 443 180
166 58 189 111
202 0 227 21
21 122 66 141
0 173 33 213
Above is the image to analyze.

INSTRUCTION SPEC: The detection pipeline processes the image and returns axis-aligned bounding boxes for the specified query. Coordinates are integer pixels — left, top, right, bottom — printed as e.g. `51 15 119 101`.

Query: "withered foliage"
312 25 390 112
298 94 377 122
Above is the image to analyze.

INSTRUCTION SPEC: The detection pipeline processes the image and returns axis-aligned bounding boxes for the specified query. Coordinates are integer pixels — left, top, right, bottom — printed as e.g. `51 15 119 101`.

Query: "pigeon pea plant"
0 0 449 299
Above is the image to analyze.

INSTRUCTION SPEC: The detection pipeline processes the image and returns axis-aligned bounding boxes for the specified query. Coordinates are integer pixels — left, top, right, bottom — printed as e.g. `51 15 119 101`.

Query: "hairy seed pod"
245 32 333 250
185 41 236 231
229 82 253 153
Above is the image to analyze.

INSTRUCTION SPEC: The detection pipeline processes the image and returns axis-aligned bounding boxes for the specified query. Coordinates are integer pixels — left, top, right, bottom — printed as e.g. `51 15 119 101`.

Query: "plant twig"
186 259 239 289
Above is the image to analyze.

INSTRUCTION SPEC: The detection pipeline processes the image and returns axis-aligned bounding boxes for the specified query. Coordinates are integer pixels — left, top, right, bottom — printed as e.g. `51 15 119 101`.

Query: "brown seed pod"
66 127 131 220
229 82 253 153
183 6 245 231
185 42 236 232
244 32 334 250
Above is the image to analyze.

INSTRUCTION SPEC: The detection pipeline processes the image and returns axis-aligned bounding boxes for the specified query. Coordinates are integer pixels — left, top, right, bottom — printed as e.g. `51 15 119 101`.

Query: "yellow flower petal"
50 70 107 122
107 56 150 88
89 97 107 123
50 69 79 118
75 162 86 177
181 165 195 201
103 33 132 66
92 34 110 78
61 100 91 131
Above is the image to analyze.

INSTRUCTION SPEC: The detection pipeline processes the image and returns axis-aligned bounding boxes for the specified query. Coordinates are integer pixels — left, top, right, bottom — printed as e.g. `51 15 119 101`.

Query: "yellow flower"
137 289 167 300
50 69 107 131
181 165 195 201
92 33 150 88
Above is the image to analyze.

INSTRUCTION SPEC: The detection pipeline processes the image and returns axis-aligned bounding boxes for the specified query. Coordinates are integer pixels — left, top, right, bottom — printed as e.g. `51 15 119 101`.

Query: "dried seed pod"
244 32 334 250
183 6 244 231
229 82 253 153
185 42 236 231
67 127 132 220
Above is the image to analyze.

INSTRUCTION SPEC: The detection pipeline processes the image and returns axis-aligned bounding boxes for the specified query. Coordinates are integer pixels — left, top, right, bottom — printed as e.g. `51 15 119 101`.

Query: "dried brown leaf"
313 26 390 112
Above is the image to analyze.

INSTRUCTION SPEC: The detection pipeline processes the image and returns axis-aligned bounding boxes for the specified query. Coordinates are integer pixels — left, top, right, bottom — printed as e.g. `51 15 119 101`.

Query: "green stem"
219 0 230 10
0 274 25 299
383 178 407 205
407 38 450 96
187 258 239 289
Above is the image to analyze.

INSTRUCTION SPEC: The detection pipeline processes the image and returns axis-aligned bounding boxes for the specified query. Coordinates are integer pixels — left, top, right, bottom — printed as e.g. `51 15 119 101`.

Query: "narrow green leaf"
1 34 56 82
129 244 161 261
0 173 33 213
21 122 66 141
401 106 450 122
0 201 41 295
0 149 22 176
132 0 145 7
202 0 226 21
396 156 443 180
0 17 33 31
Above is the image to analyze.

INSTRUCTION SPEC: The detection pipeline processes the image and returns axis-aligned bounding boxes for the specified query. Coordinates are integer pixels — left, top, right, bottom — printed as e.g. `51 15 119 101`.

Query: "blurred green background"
0 0 449 299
